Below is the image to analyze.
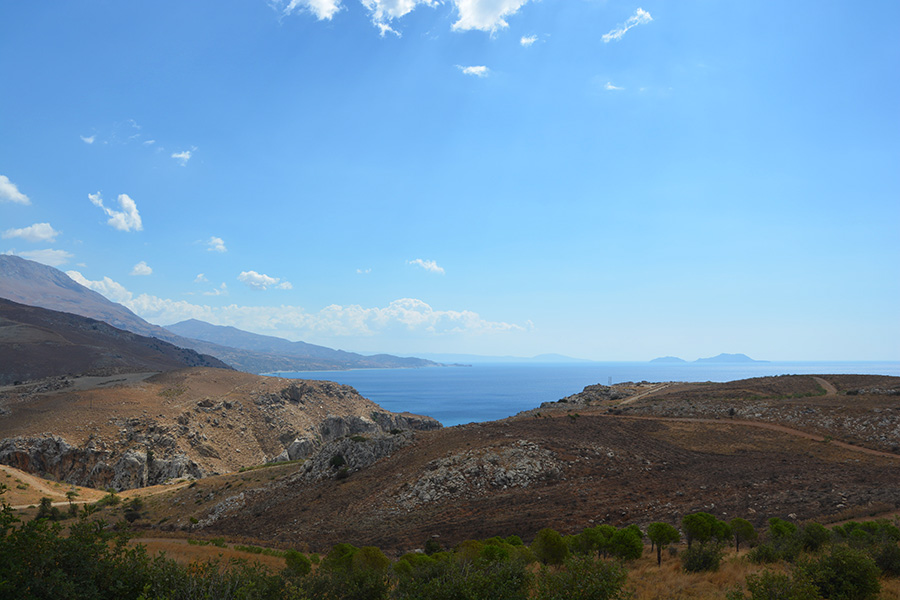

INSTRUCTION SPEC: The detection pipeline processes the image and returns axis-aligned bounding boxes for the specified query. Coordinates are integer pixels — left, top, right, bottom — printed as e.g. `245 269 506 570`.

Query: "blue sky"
1 1 898 361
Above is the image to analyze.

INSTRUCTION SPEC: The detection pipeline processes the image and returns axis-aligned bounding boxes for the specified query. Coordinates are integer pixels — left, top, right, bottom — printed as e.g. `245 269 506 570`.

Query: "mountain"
0 255 437 373
694 353 766 363
650 356 688 363
0 297 229 384
166 319 436 370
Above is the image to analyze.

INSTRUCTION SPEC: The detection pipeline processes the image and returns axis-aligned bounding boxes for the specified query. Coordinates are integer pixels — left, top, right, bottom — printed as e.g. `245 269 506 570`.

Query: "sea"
274 361 900 427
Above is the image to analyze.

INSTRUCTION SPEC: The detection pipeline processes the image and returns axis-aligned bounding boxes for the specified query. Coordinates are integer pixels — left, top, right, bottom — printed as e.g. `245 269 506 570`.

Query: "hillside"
0 297 229 384
0 255 437 373
0 367 439 490
110 374 900 555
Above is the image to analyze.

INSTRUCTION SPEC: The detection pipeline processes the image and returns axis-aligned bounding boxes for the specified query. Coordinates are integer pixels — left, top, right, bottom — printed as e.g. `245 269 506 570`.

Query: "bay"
275 361 900 427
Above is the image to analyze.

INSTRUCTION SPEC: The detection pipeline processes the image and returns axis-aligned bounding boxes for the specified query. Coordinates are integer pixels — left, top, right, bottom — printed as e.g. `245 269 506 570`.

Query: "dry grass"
131 537 288 572
623 550 774 599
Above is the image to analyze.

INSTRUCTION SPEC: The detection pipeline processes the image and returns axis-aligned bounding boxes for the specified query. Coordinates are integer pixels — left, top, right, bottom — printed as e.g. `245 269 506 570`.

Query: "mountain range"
0 255 437 375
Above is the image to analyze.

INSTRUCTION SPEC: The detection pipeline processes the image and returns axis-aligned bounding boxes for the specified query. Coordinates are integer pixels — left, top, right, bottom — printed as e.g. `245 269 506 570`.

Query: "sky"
1 1 898 361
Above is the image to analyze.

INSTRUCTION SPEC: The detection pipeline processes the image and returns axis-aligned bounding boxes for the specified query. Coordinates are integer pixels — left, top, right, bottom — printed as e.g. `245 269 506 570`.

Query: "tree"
730 518 757 553
682 512 717 549
647 522 681 566
532 528 570 565
608 527 643 561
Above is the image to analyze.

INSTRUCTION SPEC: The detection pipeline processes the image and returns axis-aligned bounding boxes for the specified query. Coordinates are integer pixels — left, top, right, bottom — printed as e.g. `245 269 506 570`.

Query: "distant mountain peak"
695 353 765 363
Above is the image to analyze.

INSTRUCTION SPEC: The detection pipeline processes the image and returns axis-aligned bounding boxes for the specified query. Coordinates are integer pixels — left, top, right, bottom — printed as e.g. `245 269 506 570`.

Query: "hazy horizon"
2 2 898 362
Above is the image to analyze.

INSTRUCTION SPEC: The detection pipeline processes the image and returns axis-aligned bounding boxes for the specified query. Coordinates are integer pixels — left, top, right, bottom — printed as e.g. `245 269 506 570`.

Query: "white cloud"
194 273 209 283
360 0 436 36
89 192 143 232
171 150 192 166
131 261 152 276
204 283 228 296
0 175 30 205
459 65 489 77
143 140 156 146
278 0 343 20
520 34 537 47
238 270 292 291
357 268 372 274
206 236 227 253
408 258 445 274
65 272 526 340
7 248 73 267
2 222 60 243
605 81 624 91
80 134 96 144
602 7 652 43
452 0 532 32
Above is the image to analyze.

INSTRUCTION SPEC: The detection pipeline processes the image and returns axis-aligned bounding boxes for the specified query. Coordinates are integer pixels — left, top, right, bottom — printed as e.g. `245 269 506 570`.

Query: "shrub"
874 542 900 577
534 555 629 600
424 539 442 555
747 543 780 564
330 454 346 469
608 527 643 561
727 570 820 600
800 544 881 600
531 528 569 565
681 544 724 573
801 522 831 552
284 549 312 576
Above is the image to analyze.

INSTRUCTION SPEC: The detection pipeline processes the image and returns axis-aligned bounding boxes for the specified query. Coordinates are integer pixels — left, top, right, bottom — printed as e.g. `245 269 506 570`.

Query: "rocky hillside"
0 298 229 384
0 368 439 490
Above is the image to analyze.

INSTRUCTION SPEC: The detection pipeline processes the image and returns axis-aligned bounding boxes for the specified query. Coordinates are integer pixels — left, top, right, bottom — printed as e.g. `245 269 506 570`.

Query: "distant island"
651 353 767 364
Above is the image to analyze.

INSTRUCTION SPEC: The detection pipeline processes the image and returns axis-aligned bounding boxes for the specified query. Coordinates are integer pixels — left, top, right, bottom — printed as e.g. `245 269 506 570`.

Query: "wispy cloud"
2 222 60 243
459 65 489 77
452 0 533 33
131 261 152 276
80 134 95 144
408 258 445 274
204 283 228 296
66 272 526 340
357 268 372 274
605 81 624 91
361 0 436 37
238 270 293 291
194 273 209 283
9 248 74 267
206 236 227 253
171 149 192 166
89 192 143 232
277 0 343 20
275 0 535 35
0 175 30 205
520 34 538 47
602 7 652 43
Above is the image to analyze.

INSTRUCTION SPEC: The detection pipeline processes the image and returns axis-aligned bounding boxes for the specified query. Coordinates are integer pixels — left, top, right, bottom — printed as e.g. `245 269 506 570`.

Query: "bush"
531 528 569 565
747 543 780 564
800 544 881 600
534 555 629 600
284 549 312 576
424 539 442 555
727 570 820 600
394 554 531 600
874 542 900 577
801 522 831 552
608 527 643 561
681 544 725 573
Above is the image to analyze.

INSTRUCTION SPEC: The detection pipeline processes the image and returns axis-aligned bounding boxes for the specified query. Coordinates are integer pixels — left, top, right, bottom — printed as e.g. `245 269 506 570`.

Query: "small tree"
532 528 570 565
647 522 680 566
682 512 717 550
730 518 757 553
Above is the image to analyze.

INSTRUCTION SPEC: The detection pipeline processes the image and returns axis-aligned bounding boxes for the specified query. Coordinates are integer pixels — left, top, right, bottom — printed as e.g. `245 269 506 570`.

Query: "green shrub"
801 522 831 552
747 543 780 564
284 549 312 576
681 544 724 573
424 539 442 555
727 569 820 600
800 544 881 600
874 542 900 577
330 454 346 469
531 528 569 565
534 555 629 600
608 527 643 561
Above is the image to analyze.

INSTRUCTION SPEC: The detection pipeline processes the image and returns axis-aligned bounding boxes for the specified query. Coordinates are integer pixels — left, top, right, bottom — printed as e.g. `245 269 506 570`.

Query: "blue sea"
276 362 900 427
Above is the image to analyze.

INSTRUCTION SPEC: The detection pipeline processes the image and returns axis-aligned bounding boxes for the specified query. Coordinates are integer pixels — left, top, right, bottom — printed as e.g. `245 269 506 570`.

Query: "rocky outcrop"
396 440 564 508
0 435 201 490
540 383 638 409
